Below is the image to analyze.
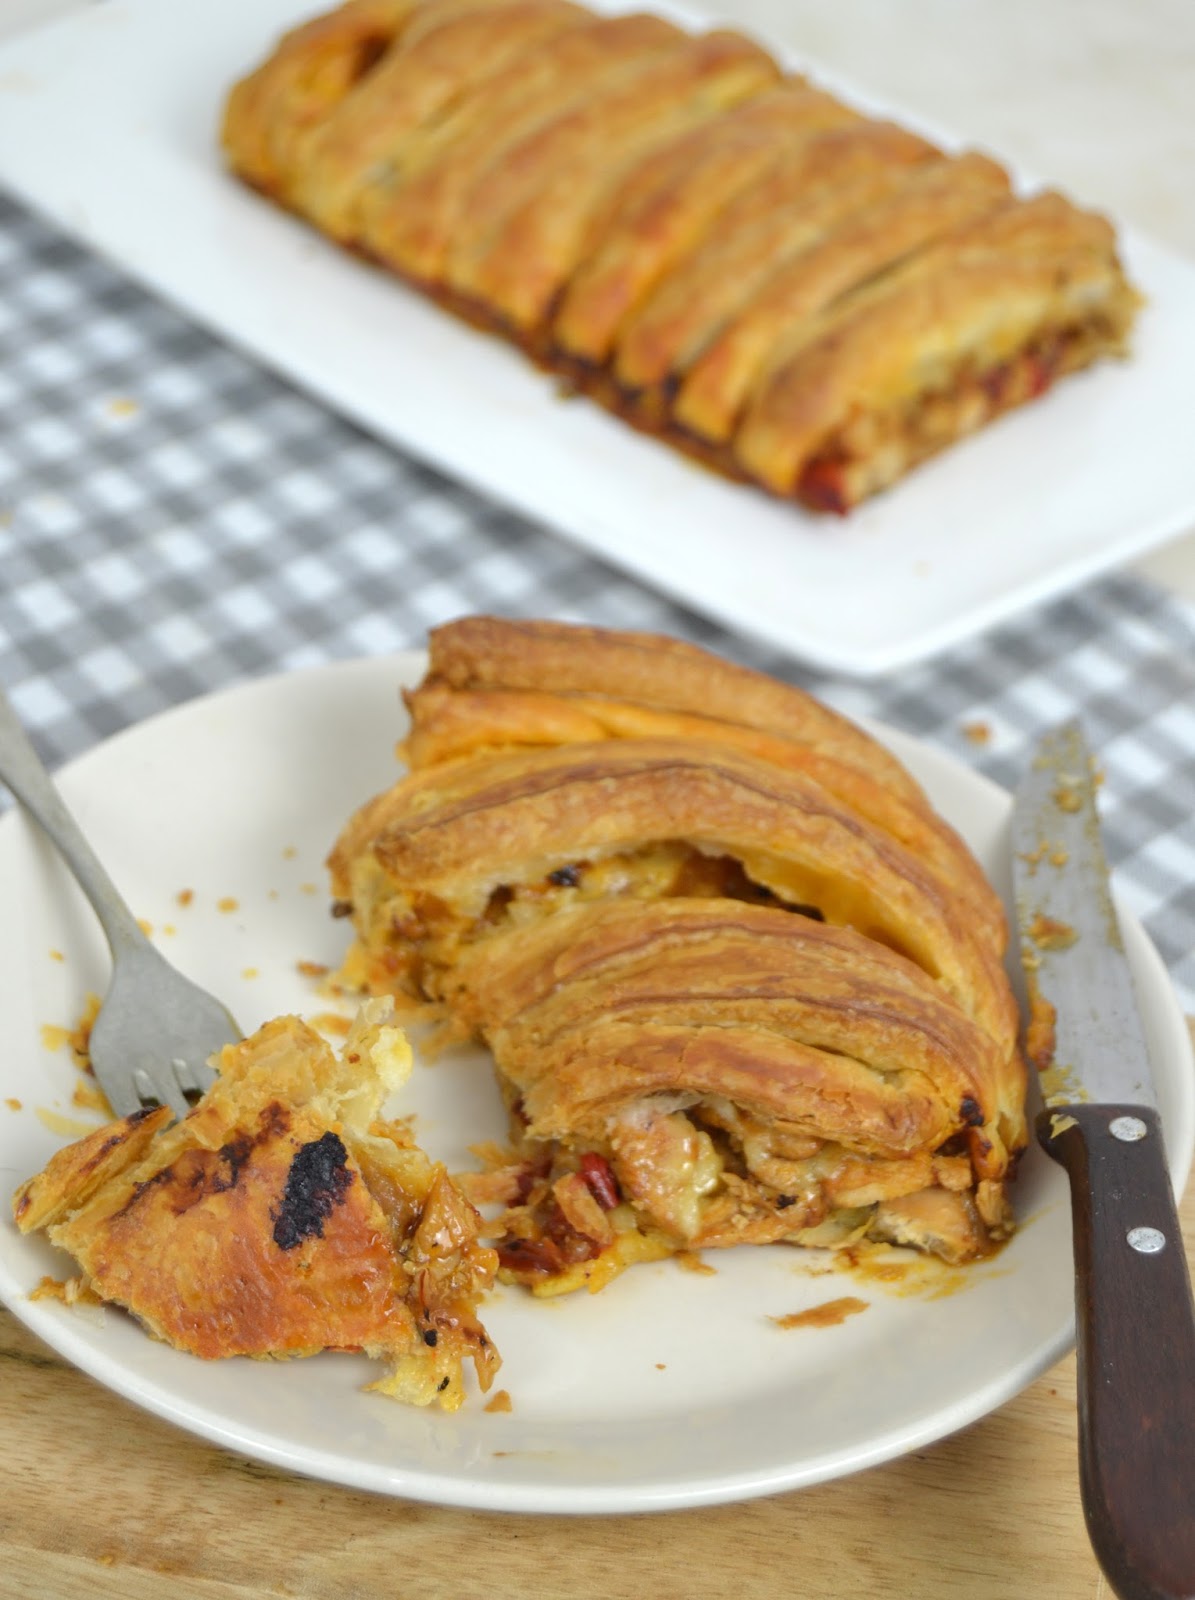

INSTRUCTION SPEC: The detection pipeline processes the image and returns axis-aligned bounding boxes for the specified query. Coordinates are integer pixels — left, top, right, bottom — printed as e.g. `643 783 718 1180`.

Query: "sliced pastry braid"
454 900 1018 1288
223 0 1139 512
14 1005 499 1408
328 619 1028 1287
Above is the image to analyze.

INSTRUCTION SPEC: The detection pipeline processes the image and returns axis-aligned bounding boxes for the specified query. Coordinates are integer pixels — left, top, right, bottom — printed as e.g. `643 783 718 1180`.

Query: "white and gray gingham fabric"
3 190 1195 1008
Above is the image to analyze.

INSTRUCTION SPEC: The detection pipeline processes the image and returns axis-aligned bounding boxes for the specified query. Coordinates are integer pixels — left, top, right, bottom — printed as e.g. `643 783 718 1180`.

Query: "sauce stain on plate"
770 1296 869 1330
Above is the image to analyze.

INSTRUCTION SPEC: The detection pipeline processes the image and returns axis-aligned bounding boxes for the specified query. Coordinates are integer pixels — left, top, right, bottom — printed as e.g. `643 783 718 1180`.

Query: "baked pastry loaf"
222 0 1139 512
14 1004 499 1408
329 618 1027 1288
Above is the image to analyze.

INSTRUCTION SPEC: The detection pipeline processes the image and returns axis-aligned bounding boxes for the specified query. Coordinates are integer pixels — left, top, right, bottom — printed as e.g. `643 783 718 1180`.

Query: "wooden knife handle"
1039 1102 1195 1600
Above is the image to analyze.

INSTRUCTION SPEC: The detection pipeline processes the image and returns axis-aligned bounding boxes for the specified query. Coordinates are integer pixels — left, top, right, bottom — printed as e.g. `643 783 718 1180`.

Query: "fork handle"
0 688 149 959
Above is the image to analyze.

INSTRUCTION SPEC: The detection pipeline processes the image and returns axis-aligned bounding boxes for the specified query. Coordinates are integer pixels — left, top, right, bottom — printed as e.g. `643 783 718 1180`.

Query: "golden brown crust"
224 0 1139 509
609 120 938 392
735 191 1140 499
220 0 422 201
402 617 1003 943
672 151 1011 444
442 29 782 331
292 0 589 239
459 899 1008 1150
416 615 913 790
455 899 1018 1252
359 12 685 279
330 736 1018 1064
551 83 860 363
17 1011 499 1407
12 1106 172 1234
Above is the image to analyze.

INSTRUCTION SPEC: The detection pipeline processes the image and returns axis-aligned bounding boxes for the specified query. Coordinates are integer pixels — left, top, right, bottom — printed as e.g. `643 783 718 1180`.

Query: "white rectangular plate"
2 0 1195 674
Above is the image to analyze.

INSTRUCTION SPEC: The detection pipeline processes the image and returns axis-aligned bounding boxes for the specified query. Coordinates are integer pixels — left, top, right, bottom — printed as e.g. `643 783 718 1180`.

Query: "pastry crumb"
217 897 239 913
961 720 991 745
5 1098 21 1111
1027 912 1078 951
675 1250 716 1276
484 1389 513 1414
309 1012 353 1038
72 1078 110 1115
177 889 194 907
31 1274 103 1306
41 993 101 1067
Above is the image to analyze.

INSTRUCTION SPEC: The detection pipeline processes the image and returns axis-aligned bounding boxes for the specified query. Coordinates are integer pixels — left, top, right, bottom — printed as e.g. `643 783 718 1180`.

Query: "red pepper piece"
980 363 1010 403
496 1234 568 1276
797 458 851 516
579 1151 621 1211
1026 334 1067 399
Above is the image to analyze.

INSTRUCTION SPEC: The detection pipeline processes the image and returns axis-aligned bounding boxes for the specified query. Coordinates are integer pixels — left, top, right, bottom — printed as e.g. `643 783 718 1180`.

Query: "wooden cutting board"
4 1142 1192 1599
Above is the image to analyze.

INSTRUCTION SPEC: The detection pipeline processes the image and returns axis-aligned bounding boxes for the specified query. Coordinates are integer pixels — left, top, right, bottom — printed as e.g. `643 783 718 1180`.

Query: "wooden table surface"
5 1146 1193 1600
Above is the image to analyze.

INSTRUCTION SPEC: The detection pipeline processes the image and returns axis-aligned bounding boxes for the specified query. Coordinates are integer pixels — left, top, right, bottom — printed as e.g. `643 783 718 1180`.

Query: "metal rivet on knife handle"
1109 1115 1148 1142
1127 1227 1167 1255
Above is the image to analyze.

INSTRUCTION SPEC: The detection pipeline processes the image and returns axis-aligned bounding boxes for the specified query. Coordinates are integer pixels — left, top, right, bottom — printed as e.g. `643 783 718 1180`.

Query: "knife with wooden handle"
1012 718 1195 1600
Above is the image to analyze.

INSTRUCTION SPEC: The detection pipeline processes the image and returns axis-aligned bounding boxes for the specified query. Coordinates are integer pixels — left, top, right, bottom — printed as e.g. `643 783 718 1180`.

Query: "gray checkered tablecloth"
2 190 1194 1008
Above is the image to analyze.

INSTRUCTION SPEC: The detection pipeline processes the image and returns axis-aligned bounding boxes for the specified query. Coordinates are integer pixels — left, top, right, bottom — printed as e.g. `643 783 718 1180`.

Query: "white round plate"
0 655 1191 1514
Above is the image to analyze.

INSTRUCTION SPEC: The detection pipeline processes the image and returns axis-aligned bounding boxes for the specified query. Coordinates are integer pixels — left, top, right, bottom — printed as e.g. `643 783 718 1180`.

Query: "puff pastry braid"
223 0 1139 511
330 619 1028 1289
14 1006 500 1407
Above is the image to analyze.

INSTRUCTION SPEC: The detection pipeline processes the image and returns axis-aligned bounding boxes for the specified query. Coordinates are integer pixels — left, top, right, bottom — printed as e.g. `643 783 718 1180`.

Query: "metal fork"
0 687 241 1121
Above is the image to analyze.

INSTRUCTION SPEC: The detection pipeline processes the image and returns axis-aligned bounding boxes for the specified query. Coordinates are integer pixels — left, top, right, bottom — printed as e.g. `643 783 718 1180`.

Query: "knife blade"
1012 718 1195 1600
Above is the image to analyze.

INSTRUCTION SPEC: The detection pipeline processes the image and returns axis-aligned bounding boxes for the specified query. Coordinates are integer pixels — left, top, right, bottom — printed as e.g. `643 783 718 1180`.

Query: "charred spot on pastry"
960 1096 984 1127
79 1126 144 1180
272 1132 353 1251
775 1194 797 1210
173 1135 255 1207
210 1133 254 1194
170 1111 289 1214
483 884 515 923
422 1328 438 1347
437 1376 451 1392
331 899 353 919
935 1133 968 1157
547 864 582 887
259 1101 291 1138
121 1164 178 1215
353 33 391 80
